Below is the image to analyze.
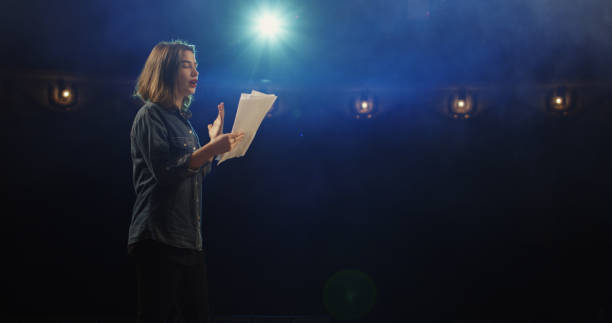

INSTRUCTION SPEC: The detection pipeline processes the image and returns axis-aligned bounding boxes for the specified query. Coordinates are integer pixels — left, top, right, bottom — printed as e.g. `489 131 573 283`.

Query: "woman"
127 40 243 323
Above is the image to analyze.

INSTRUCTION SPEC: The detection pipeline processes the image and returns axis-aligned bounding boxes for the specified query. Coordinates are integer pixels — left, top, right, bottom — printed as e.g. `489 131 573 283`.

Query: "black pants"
129 240 209 323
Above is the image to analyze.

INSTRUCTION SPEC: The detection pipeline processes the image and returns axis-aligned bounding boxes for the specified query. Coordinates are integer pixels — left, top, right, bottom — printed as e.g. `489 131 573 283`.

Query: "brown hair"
134 40 196 110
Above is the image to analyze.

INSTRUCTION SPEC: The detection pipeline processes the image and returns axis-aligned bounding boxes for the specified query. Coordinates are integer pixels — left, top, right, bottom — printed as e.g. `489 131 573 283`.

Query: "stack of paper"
216 90 277 165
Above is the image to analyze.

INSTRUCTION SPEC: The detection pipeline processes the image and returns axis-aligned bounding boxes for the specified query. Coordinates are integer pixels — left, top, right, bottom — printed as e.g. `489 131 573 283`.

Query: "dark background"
2 0 612 322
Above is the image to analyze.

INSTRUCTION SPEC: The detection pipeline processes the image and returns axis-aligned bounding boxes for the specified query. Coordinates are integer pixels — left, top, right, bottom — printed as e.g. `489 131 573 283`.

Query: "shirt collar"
154 101 192 120
179 106 193 120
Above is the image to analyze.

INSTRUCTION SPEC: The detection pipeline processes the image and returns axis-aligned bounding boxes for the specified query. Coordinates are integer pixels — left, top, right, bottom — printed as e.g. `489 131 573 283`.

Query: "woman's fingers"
218 103 224 116
228 132 245 149
218 103 225 122
232 132 244 140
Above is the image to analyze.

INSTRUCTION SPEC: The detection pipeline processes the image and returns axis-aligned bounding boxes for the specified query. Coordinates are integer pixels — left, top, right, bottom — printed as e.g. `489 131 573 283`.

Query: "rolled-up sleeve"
202 160 212 177
131 108 198 186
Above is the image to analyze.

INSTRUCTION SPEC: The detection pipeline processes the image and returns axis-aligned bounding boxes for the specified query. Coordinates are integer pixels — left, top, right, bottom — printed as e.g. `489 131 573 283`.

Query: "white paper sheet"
216 90 277 165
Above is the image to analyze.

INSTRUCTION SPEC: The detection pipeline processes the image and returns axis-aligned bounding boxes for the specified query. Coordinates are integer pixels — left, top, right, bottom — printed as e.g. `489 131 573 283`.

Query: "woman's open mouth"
189 80 198 88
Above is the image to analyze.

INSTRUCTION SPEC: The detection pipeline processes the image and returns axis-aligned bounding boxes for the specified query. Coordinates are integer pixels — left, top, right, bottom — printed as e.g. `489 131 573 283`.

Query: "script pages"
216 90 277 165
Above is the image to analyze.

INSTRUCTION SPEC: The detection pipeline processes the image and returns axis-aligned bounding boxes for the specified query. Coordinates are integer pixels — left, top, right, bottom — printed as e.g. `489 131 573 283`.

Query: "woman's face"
176 50 199 99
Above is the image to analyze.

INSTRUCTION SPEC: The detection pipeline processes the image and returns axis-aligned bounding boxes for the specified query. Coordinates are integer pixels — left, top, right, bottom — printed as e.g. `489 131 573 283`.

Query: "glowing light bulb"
62 89 71 98
555 97 563 105
450 95 474 116
256 12 284 39
361 101 368 110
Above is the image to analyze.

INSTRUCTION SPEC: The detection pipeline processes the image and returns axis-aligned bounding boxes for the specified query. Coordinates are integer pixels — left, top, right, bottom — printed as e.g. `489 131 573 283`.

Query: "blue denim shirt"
128 101 211 251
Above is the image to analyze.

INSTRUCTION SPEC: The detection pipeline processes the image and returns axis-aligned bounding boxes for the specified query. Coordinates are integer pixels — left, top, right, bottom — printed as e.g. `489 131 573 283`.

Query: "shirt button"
189 130 193 134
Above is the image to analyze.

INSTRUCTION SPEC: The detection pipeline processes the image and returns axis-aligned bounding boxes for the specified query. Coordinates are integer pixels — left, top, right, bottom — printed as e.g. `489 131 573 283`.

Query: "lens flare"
323 269 377 320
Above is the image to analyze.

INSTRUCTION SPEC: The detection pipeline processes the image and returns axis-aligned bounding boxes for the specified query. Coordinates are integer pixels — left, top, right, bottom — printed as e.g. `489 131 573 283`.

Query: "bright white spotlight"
361 101 368 110
62 89 71 98
256 12 284 39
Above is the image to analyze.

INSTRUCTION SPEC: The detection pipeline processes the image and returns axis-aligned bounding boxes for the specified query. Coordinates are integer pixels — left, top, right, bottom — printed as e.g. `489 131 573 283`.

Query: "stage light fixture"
48 79 78 110
352 96 375 119
255 11 285 41
547 87 573 115
448 89 474 119
551 95 569 111
361 101 369 110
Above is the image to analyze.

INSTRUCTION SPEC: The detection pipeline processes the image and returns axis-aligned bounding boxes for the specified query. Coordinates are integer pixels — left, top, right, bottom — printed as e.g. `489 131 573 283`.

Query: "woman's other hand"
208 132 245 155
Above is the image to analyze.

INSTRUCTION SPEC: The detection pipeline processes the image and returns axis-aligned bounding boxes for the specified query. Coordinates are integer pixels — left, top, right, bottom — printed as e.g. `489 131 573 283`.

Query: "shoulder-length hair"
134 40 196 110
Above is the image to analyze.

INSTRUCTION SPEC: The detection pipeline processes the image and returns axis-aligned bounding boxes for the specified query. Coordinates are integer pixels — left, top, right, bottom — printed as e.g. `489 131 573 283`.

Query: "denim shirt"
128 101 212 251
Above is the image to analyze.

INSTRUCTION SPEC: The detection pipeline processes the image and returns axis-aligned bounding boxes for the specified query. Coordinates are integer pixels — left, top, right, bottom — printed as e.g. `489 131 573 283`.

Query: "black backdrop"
3 82 611 321
2 0 612 321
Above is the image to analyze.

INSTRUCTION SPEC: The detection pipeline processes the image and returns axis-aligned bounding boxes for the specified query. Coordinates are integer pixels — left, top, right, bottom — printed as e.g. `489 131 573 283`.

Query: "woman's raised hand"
208 102 225 140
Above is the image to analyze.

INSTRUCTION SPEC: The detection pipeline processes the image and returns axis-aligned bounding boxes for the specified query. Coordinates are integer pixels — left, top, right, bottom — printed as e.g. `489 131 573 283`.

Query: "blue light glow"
254 11 286 41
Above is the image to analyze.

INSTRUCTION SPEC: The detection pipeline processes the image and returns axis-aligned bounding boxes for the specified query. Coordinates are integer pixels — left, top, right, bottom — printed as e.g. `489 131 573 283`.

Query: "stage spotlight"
448 89 474 119
255 11 285 40
48 80 78 110
352 96 375 119
551 95 569 111
547 87 572 114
